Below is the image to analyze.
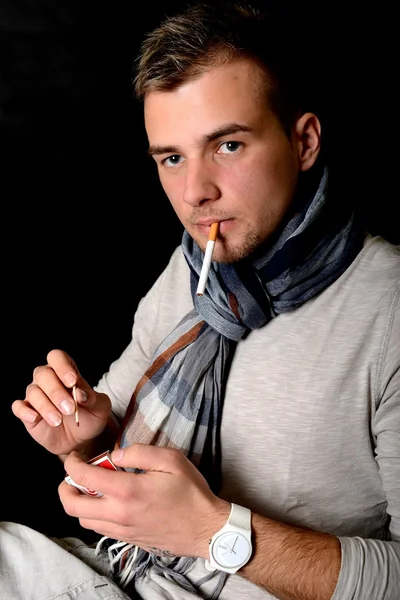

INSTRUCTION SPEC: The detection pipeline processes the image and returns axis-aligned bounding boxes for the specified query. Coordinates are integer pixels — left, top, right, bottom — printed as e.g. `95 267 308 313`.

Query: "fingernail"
23 411 38 424
64 372 76 387
60 399 75 415
112 449 124 462
79 389 88 403
48 413 62 427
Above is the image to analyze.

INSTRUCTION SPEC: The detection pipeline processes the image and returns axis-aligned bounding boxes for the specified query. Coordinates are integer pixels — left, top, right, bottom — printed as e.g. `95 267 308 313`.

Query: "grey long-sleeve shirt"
96 234 400 600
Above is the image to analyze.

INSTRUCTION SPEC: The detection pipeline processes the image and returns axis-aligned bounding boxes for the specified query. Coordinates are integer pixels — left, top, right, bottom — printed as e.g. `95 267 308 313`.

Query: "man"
4 1 399 599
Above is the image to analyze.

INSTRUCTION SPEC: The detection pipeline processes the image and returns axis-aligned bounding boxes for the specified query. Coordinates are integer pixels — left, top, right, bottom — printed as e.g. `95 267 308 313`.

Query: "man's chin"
213 245 254 265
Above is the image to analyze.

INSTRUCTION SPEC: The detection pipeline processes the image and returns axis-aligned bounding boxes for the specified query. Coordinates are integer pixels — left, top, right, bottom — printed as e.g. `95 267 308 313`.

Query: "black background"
1 1 398 538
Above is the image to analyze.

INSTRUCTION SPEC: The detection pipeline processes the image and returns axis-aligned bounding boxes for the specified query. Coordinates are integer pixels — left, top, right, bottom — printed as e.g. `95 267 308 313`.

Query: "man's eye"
162 154 182 167
218 141 242 154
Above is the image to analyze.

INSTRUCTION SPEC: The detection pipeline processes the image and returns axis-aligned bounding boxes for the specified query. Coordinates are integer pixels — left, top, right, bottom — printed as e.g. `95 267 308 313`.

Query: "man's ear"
293 112 321 171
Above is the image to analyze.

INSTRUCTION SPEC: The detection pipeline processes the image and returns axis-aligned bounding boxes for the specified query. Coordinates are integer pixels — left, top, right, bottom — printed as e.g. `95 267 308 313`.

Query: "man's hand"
11 349 112 456
59 444 230 559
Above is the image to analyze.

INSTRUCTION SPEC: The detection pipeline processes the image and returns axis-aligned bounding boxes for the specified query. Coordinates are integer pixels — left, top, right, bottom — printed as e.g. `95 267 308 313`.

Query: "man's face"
144 58 308 262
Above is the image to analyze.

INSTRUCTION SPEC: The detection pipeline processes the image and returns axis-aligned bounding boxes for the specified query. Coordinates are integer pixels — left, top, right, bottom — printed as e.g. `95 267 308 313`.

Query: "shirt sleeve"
332 285 400 599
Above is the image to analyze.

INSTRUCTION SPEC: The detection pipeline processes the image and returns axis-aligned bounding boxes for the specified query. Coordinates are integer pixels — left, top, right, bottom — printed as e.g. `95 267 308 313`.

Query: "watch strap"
228 503 251 530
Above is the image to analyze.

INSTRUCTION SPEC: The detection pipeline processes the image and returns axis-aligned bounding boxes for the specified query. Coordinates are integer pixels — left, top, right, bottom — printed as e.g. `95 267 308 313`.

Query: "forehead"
144 59 269 143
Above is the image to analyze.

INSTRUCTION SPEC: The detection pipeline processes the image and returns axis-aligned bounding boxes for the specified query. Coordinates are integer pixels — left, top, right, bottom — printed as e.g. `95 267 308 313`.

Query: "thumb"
111 443 183 474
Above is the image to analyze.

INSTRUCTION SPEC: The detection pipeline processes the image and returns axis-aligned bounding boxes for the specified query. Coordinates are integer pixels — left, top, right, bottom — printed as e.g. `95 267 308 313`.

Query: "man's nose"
182 161 220 207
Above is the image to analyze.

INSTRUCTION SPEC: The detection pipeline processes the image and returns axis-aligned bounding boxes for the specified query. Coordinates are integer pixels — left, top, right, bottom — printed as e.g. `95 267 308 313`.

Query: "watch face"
212 531 251 569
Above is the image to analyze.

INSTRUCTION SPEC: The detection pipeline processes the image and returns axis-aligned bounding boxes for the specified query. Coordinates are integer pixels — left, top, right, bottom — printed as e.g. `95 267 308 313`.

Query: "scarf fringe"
95 537 227 598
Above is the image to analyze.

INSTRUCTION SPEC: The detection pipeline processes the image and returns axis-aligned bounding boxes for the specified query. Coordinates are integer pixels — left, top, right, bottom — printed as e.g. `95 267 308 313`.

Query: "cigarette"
72 385 79 427
196 222 219 296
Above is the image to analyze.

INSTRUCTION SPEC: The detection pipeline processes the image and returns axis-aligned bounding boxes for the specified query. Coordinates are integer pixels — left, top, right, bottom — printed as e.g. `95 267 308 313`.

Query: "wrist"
197 498 231 560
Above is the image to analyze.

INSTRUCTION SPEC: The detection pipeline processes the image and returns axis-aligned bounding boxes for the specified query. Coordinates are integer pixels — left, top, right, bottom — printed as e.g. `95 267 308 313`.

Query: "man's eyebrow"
147 123 252 156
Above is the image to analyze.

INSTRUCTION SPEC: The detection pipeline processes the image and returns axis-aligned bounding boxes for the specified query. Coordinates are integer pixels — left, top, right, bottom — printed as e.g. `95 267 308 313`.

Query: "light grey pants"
0 521 249 600
0 521 131 600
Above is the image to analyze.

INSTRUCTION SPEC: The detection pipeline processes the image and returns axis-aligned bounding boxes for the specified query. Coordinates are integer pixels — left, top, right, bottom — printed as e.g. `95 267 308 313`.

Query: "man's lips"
194 219 222 227
194 219 233 235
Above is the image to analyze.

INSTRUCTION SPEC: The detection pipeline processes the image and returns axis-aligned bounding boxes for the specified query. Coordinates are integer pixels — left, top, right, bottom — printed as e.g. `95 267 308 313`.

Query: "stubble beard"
212 229 262 264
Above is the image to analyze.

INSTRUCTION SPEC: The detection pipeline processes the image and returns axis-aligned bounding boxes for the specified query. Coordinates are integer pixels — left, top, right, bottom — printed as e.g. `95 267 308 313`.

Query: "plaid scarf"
104 165 365 596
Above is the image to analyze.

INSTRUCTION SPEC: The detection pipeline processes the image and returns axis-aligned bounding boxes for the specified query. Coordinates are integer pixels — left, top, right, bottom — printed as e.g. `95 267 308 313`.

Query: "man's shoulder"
314 234 399 323
163 244 191 281
148 244 192 312
355 234 399 283
340 234 399 321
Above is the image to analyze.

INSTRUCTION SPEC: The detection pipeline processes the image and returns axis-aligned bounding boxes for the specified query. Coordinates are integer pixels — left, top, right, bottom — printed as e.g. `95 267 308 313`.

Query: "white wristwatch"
205 503 252 574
